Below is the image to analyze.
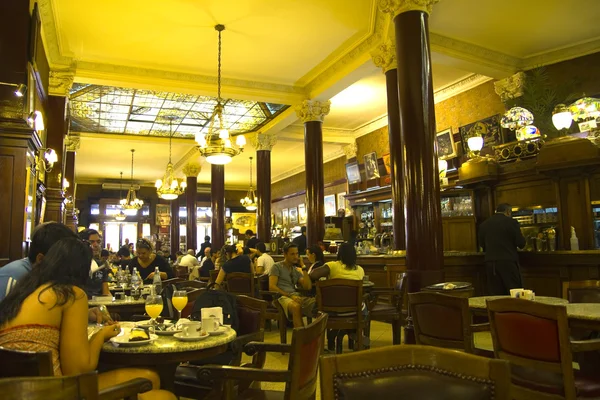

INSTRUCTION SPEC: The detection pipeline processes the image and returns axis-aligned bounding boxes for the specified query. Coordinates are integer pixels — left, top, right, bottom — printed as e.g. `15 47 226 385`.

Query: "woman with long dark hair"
309 242 364 281
0 237 173 399
306 245 325 275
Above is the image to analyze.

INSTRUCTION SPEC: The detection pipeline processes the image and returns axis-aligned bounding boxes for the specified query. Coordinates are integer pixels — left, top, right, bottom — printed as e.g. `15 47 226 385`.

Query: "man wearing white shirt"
179 249 199 273
255 242 275 275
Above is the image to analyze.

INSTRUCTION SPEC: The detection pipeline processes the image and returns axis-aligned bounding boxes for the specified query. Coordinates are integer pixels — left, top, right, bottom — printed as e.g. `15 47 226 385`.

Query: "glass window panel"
142 205 150 216
105 204 120 215
142 223 151 237
180 224 186 237
104 222 120 251
89 223 100 231
91 204 100 215
125 121 153 134
122 223 138 245
128 114 156 122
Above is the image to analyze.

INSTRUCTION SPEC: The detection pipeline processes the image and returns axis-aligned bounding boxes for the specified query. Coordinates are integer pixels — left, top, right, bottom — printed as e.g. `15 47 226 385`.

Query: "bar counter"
273 250 600 298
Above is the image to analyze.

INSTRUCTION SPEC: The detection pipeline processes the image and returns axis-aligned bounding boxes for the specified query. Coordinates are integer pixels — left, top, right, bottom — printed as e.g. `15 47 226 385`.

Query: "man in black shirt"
478 203 526 295
196 236 212 260
215 245 253 289
80 229 110 298
292 226 307 254
245 230 259 249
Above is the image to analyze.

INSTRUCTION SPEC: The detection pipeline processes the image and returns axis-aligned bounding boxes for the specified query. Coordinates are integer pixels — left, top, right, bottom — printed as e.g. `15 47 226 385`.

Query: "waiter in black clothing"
478 203 526 295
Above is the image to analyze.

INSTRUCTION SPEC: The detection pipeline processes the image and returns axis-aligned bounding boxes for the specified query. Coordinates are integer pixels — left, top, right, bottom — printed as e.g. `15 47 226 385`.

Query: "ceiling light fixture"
196 24 246 165
121 149 144 210
240 156 257 211
115 172 127 221
155 115 186 200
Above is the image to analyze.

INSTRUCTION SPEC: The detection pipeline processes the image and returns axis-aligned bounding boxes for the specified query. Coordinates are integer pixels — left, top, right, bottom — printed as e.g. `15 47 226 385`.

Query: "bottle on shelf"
570 226 580 251
152 266 162 294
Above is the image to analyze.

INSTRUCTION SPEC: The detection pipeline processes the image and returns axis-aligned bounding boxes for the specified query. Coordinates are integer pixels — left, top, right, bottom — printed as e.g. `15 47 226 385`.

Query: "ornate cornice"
38 0 74 67
434 74 493 104
49 63 77 96
182 162 202 178
371 39 397 73
494 72 526 102
251 132 277 152
173 147 201 172
379 0 440 16
343 142 358 159
64 134 80 152
295 100 331 123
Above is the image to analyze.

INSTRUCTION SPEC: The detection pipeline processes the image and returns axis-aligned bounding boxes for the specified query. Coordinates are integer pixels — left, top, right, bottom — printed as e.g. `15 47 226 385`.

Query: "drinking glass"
172 290 188 320
145 295 163 330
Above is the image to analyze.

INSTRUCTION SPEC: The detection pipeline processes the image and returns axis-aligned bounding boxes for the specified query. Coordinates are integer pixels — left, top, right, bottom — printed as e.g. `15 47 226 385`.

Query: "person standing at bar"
478 203 526 295
292 226 307 254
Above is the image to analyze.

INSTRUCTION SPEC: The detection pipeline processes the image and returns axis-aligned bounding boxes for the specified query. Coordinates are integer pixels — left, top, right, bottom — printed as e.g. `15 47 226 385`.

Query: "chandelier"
121 149 144 210
155 115 186 200
115 172 127 221
240 156 257 211
196 24 246 165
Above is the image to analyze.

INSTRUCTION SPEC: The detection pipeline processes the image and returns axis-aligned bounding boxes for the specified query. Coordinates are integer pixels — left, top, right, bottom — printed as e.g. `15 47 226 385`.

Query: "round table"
89 298 146 320
99 322 236 390
468 295 569 310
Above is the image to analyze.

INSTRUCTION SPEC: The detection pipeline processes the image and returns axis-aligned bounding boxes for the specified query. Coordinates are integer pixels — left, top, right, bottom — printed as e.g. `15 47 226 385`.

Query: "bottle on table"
130 267 141 299
152 266 162 295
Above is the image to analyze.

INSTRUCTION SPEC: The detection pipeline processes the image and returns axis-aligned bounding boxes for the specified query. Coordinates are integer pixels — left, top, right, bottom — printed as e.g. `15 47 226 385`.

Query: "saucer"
173 332 209 342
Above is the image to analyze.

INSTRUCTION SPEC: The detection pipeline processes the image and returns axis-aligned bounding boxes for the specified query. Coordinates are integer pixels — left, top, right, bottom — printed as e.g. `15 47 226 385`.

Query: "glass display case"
513 206 559 252
441 192 474 217
592 203 600 249
355 205 375 240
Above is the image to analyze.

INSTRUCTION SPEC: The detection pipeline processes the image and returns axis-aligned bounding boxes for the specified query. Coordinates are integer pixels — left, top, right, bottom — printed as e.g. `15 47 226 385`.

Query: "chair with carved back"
487 298 600 399
196 312 328 400
366 272 407 345
408 291 491 356
225 272 255 297
258 273 288 344
317 279 365 353
319 344 511 400
174 295 268 399
0 347 53 378
174 265 189 279
0 371 155 400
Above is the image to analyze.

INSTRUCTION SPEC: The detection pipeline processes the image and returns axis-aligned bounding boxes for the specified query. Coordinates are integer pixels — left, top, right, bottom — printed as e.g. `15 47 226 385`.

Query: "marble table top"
100 322 236 354
89 298 146 307
566 303 600 321
468 296 569 310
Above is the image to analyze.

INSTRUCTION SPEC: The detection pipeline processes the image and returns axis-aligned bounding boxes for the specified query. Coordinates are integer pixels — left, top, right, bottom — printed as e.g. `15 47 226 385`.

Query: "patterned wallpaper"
272 156 347 200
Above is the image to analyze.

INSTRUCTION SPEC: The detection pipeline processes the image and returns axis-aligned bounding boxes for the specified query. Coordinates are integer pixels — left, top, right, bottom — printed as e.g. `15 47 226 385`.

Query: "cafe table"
98 322 236 391
89 297 146 320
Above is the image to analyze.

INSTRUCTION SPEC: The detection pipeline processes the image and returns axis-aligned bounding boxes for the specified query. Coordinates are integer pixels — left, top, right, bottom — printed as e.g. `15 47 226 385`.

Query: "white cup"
203 317 220 333
181 322 202 337
510 288 525 298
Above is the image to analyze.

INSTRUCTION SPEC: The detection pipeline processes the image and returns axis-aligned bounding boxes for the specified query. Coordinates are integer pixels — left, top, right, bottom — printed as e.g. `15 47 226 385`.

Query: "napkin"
201 307 223 324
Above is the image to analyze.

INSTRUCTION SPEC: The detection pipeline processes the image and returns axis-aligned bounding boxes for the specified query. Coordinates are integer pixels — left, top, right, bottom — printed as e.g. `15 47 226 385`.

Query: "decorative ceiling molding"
295 100 332 123
434 74 493 104
494 72 526 103
49 63 77 96
521 36 600 70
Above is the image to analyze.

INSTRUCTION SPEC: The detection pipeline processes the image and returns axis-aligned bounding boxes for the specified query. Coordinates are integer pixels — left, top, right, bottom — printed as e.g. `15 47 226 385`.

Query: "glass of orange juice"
145 295 163 328
172 290 188 320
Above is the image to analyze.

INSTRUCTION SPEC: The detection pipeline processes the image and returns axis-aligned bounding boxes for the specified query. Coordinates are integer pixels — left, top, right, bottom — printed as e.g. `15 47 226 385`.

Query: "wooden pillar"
183 162 201 252
253 132 277 243
170 197 179 256
295 100 330 247
64 140 78 232
372 39 406 250
211 164 225 250
44 95 68 223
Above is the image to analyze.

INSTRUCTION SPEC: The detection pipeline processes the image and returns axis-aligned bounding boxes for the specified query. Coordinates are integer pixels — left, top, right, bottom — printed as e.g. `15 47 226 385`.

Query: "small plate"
173 332 210 342
110 334 158 347
155 328 182 336
136 320 173 329
207 326 228 336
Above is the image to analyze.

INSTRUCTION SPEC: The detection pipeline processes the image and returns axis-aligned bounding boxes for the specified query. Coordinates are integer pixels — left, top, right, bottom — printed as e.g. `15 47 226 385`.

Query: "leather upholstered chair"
409 291 490 356
0 347 53 377
366 272 407 345
487 298 600 399
225 272 255 297
319 344 511 400
196 312 328 400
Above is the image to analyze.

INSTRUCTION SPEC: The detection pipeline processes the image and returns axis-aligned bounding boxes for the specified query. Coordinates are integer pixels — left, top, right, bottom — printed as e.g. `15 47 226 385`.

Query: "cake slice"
128 328 150 342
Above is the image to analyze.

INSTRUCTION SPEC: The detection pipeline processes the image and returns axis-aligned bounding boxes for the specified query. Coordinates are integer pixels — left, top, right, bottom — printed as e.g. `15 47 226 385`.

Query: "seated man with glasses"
79 229 111 299
269 243 313 328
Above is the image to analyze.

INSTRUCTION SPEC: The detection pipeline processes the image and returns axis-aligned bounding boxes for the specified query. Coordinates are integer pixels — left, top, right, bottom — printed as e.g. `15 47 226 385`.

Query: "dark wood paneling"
443 218 477 252
559 176 593 250
495 178 555 208
0 147 27 266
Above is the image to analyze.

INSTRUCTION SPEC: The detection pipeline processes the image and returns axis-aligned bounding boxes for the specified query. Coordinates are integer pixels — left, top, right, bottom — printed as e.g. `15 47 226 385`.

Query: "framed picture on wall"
436 128 457 159
298 204 307 224
363 152 380 180
289 207 298 225
276 211 283 225
345 161 361 184
282 208 289 226
324 195 336 217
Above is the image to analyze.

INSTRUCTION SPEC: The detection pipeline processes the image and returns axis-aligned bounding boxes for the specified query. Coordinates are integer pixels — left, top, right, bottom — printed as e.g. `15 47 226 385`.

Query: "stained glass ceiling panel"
69 84 289 137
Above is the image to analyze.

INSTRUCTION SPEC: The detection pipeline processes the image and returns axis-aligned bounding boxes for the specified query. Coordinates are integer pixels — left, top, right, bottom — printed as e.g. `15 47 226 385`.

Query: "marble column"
371 38 406 250
295 100 331 247
170 197 180 256
183 162 201 252
211 164 225 251
252 132 277 244
64 135 80 231
381 0 444 292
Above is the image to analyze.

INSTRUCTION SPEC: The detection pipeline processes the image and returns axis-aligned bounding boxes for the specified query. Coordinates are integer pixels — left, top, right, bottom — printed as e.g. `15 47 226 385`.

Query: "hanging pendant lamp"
240 156 257 211
115 171 127 221
155 115 186 200
121 149 144 210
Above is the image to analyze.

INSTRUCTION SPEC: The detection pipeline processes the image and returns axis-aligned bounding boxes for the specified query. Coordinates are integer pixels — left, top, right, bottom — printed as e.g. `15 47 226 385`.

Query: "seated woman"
309 243 364 281
0 237 174 400
306 245 325 275
214 245 254 290
128 239 175 283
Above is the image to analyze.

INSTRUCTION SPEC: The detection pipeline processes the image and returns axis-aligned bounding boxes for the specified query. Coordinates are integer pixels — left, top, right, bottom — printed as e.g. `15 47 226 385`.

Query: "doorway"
104 222 138 252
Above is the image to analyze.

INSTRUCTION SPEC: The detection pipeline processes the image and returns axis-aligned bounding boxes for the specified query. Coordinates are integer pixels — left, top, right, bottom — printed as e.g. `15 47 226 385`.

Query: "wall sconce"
27 111 45 132
552 104 573 130
0 82 27 97
438 158 448 178
38 148 58 173
63 178 70 189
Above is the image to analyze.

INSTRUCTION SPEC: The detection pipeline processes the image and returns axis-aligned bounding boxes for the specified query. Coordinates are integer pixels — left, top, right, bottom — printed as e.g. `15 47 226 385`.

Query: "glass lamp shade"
155 179 162 188
115 211 126 221
195 133 206 147
501 107 534 130
570 97 600 121
438 158 448 178
225 139 232 148
206 154 233 164
552 104 573 130
246 205 257 211
44 148 58 164
236 135 246 147
219 128 229 139
467 136 484 152
160 193 178 200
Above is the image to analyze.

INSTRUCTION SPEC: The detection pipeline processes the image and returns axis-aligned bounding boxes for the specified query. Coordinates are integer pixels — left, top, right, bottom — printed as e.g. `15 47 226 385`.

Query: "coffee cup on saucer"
181 321 202 337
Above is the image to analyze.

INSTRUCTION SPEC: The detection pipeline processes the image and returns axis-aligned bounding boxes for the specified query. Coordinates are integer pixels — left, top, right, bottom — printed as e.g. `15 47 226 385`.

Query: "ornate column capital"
48 63 77 97
494 71 526 103
182 162 202 178
371 39 397 73
343 142 358 160
295 100 331 123
379 0 440 16
251 132 277 151
64 134 80 152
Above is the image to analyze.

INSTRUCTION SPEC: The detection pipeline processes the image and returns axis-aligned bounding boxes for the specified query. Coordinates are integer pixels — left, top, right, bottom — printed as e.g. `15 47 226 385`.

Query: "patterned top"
0 324 62 376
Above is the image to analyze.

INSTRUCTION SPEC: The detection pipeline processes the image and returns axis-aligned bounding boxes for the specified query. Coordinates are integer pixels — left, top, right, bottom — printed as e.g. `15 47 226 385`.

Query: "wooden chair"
408 291 491 356
174 295 268 399
317 279 365 353
258 274 288 344
562 280 600 303
176 280 207 290
319 344 511 400
366 272 407 345
0 347 53 377
162 277 184 286
487 298 600 399
196 312 328 400
225 272 255 297
0 371 153 400
209 269 219 284
174 266 189 279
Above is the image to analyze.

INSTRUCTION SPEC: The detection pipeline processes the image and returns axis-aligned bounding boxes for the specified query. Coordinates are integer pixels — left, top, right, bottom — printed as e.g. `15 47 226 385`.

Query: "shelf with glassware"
513 206 559 252
440 189 477 252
